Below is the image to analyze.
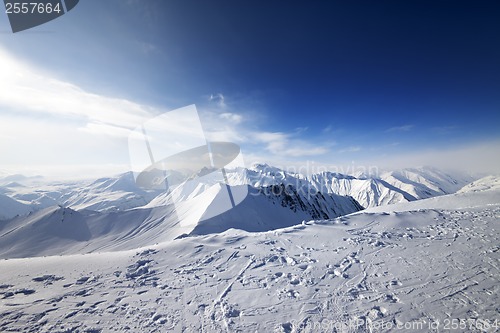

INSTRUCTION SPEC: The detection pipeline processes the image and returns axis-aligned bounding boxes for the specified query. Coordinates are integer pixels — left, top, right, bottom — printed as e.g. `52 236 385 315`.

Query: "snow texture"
0 169 497 332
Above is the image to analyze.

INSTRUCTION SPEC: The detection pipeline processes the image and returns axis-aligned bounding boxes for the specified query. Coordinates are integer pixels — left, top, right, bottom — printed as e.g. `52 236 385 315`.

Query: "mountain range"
0 167 497 332
0 164 475 258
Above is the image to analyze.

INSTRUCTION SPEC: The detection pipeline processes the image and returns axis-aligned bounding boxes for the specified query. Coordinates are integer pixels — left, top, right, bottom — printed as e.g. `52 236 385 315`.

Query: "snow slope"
0 172 159 213
191 184 362 235
61 172 159 212
0 193 33 220
0 165 478 260
379 166 473 200
0 183 362 259
244 164 473 208
458 175 500 193
0 166 473 217
364 175 500 214
0 186 497 332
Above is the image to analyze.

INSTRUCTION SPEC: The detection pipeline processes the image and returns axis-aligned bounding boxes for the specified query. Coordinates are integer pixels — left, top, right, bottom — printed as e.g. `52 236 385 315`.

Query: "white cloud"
0 47 161 177
0 48 155 131
0 47 332 178
0 115 130 168
252 131 330 157
79 122 134 138
1 41 496 180
322 125 333 133
285 146 330 157
253 131 288 151
219 112 243 124
197 109 247 143
204 128 246 143
208 93 226 108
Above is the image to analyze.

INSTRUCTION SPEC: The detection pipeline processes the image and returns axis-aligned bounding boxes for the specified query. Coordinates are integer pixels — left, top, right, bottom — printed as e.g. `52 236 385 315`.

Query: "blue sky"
0 0 499 177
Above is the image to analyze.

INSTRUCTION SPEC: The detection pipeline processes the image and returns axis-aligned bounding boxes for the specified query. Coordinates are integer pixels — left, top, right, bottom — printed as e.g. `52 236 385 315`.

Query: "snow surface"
243 164 473 209
0 166 473 219
0 183 362 259
458 175 500 194
0 172 159 214
0 193 33 220
0 175 498 332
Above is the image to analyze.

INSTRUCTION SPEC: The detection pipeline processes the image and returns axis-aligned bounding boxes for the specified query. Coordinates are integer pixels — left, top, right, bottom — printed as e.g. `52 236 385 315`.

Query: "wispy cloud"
322 125 333 133
0 47 336 176
79 122 134 138
252 131 330 157
198 109 247 143
385 124 414 132
0 48 155 133
0 47 162 176
208 93 226 108
295 127 309 134
219 112 243 124
200 104 331 159
0 114 130 171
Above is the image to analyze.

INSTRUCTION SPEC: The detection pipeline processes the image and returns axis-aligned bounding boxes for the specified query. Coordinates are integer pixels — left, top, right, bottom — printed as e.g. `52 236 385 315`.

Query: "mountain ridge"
0 164 482 258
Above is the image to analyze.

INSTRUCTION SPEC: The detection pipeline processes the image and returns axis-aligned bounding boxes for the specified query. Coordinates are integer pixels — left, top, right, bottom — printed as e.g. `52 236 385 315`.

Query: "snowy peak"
28 206 90 241
0 165 475 217
308 172 410 208
0 206 91 258
143 180 363 238
0 179 365 258
315 171 357 180
249 163 284 174
380 166 473 200
1 185 498 331
0 164 486 258
0 174 44 185
190 183 362 236
244 164 474 208
259 183 362 220
90 172 142 193
3 181 25 188
0 193 33 220
1 172 159 213
457 175 500 193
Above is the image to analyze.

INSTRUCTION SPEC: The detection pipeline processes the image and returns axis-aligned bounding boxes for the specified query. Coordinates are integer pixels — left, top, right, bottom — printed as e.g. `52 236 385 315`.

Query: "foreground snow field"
0 184 498 332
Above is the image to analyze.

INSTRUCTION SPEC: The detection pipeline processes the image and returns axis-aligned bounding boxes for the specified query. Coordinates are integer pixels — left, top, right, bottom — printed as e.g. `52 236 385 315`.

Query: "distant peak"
315 171 356 180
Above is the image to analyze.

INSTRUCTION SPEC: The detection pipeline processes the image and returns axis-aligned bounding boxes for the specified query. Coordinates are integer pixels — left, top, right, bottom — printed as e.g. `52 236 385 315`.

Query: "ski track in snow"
0 202 498 332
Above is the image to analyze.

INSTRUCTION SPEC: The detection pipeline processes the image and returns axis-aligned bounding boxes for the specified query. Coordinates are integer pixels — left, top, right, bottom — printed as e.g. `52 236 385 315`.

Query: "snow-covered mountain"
379 166 473 199
458 175 500 193
0 173 497 332
0 193 33 220
0 172 159 213
189 184 362 236
243 163 473 208
0 165 473 216
0 182 362 258
60 172 159 212
0 164 477 259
